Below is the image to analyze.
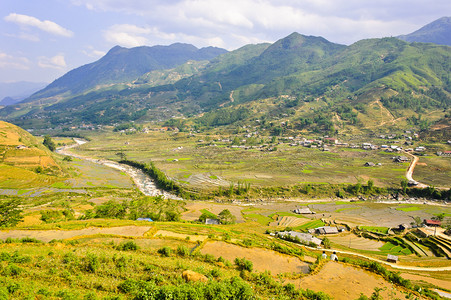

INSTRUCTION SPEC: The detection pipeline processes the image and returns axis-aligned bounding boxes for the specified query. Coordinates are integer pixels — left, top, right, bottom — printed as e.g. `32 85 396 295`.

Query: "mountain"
1 32 450 134
0 81 47 106
26 43 227 101
398 16 451 46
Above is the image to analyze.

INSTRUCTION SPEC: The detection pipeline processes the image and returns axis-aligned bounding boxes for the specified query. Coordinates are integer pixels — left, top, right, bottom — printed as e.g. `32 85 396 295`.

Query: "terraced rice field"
276 216 311 227
328 233 385 251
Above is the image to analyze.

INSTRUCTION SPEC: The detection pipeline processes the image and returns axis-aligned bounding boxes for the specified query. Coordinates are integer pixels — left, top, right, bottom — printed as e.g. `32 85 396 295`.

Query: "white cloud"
38 54 67 69
104 24 152 47
71 0 450 48
0 52 30 70
4 13 74 38
82 46 106 58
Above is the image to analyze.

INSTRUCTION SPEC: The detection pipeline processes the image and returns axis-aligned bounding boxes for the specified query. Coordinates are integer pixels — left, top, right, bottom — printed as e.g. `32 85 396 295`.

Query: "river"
56 139 181 200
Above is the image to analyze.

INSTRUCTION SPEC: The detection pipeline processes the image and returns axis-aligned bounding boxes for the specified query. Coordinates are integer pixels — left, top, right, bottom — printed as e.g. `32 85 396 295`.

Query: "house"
293 207 315 214
364 162 376 167
393 156 409 163
325 137 338 144
415 146 426 152
387 254 398 263
315 226 339 235
424 219 441 227
136 218 153 222
277 231 322 246
15 145 27 149
205 218 220 225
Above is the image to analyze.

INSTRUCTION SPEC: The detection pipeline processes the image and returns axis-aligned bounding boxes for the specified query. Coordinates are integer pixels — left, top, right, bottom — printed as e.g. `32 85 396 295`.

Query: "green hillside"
1 34 450 134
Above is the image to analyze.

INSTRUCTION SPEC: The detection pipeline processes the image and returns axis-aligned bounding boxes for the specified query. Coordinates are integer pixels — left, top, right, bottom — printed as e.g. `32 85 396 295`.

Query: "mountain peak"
398 16 451 46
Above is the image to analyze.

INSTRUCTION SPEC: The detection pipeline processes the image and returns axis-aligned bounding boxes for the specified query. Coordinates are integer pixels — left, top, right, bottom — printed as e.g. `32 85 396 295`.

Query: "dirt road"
403 151 428 188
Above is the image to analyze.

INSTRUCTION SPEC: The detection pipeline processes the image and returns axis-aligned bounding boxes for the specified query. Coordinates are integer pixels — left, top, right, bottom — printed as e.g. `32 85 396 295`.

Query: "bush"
209 268 221 278
234 257 253 272
82 253 99 273
116 241 139 251
157 247 172 257
176 245 189 257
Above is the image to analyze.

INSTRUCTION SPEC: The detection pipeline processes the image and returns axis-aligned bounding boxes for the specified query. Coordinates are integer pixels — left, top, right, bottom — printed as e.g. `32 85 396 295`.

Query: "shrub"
157 247 172 257
83 253 99 273
234 257 253 272
176 245 189 257
20 237 42 243
4 264 23 276
209 268 221 278
116 241 139 251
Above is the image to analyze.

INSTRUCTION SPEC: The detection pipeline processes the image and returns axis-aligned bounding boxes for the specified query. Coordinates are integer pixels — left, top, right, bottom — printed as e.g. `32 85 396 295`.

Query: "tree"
43 135 56 152
367 180 374 193
400 180 408 194
0 199 23 227
322 237 331 249
433 213 445 222
218 209 236 225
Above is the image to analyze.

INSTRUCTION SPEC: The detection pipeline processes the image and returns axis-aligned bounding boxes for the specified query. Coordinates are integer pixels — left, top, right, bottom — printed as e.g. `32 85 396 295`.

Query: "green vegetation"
42 135 56 152
360 226 389 234
0 199 23 228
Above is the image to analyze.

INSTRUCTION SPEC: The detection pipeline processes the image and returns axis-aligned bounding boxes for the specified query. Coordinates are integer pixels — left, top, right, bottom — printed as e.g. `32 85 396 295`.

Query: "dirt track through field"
0 226 152 242
403 151 428 188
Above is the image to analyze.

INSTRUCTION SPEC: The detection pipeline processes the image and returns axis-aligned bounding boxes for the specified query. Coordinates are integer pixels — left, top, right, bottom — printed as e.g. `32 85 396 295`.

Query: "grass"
51 181 72 189
360 226 389 234
242 214 273 226
379 242 412 256
69 130 421 191
293 220 325 231
396 206 421 212
268 212 306 219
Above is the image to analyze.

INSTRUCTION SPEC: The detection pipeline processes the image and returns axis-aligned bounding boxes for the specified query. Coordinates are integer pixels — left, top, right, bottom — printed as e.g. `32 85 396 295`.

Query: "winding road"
403 150 428 188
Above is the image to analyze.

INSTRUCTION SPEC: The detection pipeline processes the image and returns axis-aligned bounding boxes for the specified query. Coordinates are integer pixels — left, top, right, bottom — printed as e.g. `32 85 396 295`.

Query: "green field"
70 130 445 192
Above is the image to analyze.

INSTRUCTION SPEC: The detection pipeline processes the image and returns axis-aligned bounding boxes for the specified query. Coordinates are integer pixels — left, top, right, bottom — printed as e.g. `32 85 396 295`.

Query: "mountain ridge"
26 43 227 102
1 22 450 134
398 16 451 46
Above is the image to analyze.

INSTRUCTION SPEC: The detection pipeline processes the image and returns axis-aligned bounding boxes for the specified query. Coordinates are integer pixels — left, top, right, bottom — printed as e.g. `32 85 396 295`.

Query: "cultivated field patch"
200 241 310 275
328 233 385 251
154 230 207 242
295 262 408 300
0 226 152 242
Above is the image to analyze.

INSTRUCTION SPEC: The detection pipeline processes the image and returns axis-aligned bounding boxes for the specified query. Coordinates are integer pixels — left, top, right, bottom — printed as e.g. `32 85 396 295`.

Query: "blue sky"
1 0 449 83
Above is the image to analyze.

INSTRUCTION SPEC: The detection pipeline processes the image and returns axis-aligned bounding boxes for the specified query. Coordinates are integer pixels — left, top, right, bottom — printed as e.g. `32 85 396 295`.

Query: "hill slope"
1 33 450 134
398 16 451 46
0 121 63 188
26 43 227 101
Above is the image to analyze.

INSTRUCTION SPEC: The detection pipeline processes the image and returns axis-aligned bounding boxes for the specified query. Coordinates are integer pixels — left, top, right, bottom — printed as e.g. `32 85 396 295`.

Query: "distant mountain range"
26 43 227 101
1 17 450 135
398 16 451 46
0 81 47 106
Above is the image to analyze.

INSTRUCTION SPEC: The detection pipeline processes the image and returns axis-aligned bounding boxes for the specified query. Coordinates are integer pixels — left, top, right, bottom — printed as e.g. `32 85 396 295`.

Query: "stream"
56 139 181 200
